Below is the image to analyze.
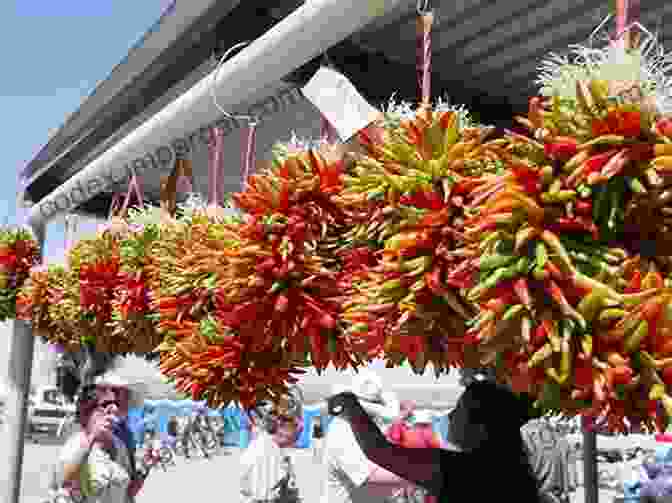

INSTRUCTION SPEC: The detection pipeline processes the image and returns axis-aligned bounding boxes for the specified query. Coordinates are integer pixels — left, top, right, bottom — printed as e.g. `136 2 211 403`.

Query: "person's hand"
127 477 145 497
85 413 115 443
327 392 362 421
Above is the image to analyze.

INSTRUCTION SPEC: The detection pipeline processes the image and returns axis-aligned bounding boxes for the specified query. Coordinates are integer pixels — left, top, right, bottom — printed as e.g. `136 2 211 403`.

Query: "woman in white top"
240 386 305 503
49 349 154 503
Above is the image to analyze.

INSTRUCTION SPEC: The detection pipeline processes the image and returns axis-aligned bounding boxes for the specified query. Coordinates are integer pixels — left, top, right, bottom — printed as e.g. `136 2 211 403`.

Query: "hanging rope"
119 171 144 215
241 119 258 191
416 0 434 105
613 0 641 50
321 115 339 143
208 127 226 205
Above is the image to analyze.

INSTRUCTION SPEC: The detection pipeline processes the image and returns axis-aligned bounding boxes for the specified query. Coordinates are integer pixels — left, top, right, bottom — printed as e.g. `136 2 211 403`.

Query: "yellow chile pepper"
528 343 553 368
624 320 649 354
576 290 607 322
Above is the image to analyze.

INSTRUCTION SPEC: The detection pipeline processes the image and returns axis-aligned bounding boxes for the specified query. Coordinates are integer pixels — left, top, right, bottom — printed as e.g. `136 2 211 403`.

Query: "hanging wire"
210 41 260 124
417 0 431 15
211 41 262 192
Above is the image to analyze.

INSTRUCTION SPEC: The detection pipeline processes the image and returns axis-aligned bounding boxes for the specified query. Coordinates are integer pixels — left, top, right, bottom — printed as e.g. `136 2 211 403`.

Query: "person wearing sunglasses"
50 368 153 503
328 378 544 503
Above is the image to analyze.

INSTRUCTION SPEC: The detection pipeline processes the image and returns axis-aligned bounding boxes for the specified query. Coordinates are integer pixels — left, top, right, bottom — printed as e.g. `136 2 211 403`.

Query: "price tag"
302 66 381 141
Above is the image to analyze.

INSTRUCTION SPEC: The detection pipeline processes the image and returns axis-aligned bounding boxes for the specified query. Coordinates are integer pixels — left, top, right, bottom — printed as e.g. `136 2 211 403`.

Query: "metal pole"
3 222 45 503
582 423 599 503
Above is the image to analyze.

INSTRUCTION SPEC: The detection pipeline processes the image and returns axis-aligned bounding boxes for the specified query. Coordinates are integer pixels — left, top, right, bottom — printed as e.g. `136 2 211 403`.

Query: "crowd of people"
45 347 578 503
239 370 578 503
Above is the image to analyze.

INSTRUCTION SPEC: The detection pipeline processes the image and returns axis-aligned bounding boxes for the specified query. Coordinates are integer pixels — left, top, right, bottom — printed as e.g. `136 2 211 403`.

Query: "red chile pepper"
656 118 672 138
479 280 516 303
609 110 642 138
554 217 588 233
511 165 542 194
662 367 672 387
439 111 455 130
544 138 578 161
544 261 566 281
628 143 655 161
606 366 634 389
591 119 611 137
574 358 594 389
575 200 592 215
586 150 618 174
452 179 483 196
513 277 533 311
274 294 290 313
531 323 547 347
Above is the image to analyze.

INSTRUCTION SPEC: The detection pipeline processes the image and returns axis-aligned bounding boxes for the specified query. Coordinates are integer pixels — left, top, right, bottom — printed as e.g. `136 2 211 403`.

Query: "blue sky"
0 1 170 257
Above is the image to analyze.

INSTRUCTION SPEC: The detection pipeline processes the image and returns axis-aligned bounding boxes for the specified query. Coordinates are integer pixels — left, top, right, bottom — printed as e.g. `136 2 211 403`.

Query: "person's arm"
61 433 94 483
329 393 457 496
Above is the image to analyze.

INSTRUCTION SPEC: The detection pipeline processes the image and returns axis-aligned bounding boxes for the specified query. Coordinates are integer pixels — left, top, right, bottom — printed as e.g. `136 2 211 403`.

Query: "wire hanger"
210 41 261 127
417 0 432 15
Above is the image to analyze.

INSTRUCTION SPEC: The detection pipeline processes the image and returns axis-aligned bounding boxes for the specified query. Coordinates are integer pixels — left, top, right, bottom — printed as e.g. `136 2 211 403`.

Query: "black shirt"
368 440 542 503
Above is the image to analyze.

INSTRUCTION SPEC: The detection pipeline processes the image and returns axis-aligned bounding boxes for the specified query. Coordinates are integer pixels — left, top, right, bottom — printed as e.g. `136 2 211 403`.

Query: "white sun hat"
93 368 149 409
331 370 400 422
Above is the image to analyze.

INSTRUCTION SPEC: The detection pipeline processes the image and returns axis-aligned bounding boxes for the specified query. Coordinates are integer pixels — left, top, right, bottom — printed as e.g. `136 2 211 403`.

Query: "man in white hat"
321 370 407 503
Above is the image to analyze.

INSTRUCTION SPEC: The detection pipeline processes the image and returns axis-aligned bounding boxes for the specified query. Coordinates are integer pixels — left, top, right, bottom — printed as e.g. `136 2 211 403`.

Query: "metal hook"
417 0 431 15
321 52 336 70
613 21 653 45
588 13 613 48
210 41 261 126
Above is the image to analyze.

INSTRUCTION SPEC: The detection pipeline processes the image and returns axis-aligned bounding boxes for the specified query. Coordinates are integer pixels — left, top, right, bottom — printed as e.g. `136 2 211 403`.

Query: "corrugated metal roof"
353 0 671 109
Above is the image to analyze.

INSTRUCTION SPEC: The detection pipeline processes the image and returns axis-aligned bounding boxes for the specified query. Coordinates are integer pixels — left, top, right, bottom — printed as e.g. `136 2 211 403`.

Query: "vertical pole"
582 418 599 503
3 222 45 503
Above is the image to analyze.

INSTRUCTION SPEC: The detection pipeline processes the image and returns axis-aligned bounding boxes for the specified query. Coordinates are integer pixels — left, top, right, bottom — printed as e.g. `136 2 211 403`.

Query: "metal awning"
24 1 672 220
351 0 671 110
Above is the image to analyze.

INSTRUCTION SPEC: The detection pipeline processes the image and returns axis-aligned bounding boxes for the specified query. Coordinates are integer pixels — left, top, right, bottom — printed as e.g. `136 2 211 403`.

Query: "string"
241 120 258 191
214 127 225 206
119 171 144 214
321 115 338 143
207 128 222 205
613 0 641 49
64 214 70 252
416 3 433 105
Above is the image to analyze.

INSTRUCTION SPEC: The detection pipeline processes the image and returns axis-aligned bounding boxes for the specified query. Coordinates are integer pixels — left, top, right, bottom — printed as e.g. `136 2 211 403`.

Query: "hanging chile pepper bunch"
109 208 163 356
0 227 40 321
34 264 84 351
154 146 373 408
332 102 518 375
466 28 672 431
16 264 81 351
66 232 122 352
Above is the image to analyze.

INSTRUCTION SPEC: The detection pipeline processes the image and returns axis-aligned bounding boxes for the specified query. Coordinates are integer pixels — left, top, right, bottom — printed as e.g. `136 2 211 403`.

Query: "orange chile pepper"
625 270 642 293
605 366 634 390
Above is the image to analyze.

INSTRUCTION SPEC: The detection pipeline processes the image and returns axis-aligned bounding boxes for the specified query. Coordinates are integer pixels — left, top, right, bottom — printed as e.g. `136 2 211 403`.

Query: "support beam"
582 425 599 503
3 223 45 503
26 0 407 228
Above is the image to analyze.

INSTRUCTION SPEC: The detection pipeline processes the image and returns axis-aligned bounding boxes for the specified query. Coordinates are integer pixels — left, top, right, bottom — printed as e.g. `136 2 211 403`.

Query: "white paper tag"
302 66 381 141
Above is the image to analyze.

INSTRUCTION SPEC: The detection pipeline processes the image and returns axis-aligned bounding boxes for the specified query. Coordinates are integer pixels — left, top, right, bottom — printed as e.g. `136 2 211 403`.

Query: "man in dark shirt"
521 418 577 503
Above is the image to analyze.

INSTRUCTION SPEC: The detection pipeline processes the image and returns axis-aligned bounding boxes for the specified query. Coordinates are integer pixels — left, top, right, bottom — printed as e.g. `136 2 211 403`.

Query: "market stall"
8 0 672 502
